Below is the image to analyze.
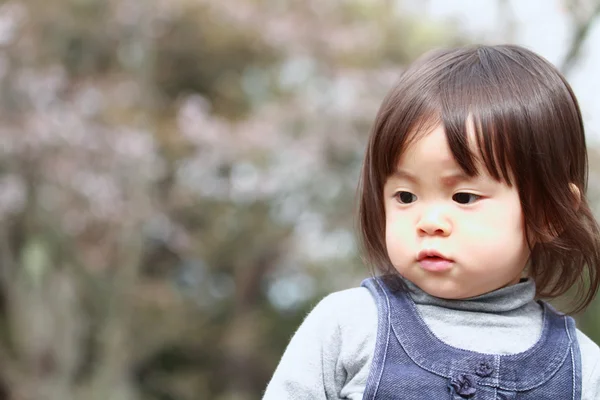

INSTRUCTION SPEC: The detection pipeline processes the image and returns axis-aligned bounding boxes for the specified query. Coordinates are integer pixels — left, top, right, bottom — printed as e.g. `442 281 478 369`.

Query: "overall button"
449 374 476 398
475 361 493 377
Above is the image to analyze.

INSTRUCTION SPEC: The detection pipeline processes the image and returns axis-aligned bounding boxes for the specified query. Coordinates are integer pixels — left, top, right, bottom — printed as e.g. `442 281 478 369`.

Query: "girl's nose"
416 206 452 236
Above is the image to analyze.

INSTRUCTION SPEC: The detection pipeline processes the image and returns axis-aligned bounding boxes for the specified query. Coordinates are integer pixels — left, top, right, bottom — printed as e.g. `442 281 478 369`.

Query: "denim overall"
361 277 582 399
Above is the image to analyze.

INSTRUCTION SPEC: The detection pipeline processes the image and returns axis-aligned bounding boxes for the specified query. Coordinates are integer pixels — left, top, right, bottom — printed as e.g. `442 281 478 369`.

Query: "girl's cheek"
387 220 403 237
463 210 516 236
387 218 412 242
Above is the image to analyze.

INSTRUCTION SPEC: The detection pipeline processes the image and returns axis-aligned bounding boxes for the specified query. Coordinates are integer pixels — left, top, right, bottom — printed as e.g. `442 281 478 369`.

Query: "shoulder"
319 287 378 396
320 286 377 319
324 285 378 337
576 329 600 400
313 287 379 361
308 286 378 342
263 287 378 399
575 329 599 351
575 328 599 364
295 286 378 344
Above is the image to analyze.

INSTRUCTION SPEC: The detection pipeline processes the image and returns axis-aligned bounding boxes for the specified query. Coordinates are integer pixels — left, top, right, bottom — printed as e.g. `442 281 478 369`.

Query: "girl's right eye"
394 191 417 204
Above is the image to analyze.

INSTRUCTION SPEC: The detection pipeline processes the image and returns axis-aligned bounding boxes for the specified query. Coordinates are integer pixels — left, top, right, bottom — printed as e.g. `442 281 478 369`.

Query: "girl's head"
358 44 600 311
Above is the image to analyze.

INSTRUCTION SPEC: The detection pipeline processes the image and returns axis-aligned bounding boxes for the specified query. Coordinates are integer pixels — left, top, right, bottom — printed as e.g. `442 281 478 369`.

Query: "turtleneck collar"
403 278 537 313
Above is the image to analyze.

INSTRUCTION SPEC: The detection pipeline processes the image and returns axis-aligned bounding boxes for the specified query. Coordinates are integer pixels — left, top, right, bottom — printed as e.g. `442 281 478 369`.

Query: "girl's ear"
569 182 581 211
530 183 581 245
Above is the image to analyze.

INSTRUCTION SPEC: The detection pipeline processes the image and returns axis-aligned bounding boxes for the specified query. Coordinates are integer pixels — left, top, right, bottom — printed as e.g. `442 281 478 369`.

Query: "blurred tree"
560 0 600 74
0 1 597 400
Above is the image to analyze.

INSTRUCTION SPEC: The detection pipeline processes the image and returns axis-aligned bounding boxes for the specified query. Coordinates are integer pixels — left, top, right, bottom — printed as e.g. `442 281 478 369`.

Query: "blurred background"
0 0 598 399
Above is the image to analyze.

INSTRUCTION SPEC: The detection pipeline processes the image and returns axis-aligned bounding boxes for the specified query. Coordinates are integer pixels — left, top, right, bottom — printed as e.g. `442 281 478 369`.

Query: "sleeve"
577 330 600 400
262 294 344 400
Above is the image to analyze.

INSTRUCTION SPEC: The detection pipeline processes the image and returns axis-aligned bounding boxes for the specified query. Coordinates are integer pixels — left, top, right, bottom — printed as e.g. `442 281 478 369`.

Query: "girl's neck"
403 277 536 313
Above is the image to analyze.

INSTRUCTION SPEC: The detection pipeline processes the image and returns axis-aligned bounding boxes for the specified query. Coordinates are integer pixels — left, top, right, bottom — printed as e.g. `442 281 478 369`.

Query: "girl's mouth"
418 256 453 272
417 251 454 272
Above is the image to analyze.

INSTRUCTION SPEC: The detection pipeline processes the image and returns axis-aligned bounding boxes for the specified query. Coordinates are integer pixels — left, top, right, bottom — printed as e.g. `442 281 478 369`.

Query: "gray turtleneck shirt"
263 278 600 399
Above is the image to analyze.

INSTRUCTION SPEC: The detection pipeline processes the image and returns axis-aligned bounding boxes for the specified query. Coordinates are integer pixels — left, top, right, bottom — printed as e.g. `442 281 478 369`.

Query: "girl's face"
383 123 530 299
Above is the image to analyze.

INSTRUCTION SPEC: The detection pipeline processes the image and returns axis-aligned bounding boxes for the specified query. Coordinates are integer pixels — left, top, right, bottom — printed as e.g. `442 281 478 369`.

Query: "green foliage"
0 1 597 400
154 5 279 118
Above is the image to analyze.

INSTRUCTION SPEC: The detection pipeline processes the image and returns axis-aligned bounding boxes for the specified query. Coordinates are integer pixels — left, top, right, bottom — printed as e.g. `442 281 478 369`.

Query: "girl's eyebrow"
393 169 474 186
392 169 419 184
440 172 473 186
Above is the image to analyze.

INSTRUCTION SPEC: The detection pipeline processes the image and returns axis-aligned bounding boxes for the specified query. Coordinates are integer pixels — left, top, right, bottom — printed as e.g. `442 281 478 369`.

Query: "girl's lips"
418 257 453 272
417 250 453 272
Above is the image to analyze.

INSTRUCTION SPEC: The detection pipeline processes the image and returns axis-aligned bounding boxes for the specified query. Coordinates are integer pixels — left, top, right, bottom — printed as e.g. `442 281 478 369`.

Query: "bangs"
440 80 516 186
392 106 515 187
437 46 542 186
381 45 579 187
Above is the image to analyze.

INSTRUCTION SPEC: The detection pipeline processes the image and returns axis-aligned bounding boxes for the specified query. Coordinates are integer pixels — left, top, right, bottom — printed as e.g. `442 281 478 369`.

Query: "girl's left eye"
452 192 481 204
394 191 417 204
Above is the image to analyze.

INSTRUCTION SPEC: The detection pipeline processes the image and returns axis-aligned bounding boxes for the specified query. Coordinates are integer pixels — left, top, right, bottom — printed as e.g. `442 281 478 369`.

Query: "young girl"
263 45 600 399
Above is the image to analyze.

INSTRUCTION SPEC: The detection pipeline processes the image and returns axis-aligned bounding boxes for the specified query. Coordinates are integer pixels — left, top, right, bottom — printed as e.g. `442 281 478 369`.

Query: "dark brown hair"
357 44 600 313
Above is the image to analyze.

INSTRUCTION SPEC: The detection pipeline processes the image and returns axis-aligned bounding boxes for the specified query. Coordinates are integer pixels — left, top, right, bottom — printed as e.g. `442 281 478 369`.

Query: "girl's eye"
452 192 481 204
395 191 417 204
